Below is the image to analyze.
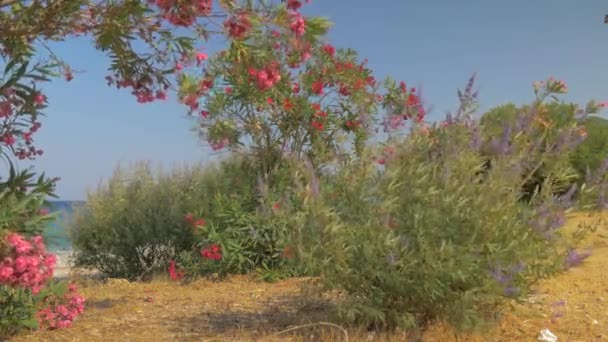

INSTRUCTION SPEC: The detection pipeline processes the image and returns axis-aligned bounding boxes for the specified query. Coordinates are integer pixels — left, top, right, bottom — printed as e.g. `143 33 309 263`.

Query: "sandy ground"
10 212 608 341
52 251 73 279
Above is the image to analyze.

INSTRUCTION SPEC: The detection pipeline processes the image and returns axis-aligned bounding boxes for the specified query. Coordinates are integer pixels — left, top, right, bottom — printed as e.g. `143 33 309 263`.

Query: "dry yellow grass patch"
10 212 608 341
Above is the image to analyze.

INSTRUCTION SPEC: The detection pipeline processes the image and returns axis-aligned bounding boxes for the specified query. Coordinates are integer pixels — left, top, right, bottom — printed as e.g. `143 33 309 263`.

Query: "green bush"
571 115 608 178
173 160 308 281
71 155 299 281
480 102 608 196
71 157 258 280
284 86 605 331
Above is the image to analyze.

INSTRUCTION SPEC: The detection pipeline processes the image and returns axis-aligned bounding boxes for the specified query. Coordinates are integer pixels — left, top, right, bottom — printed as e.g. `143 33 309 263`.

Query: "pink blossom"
286 0 302 10
210 137 230 151
0 266 14 280
250 63 282 91
289 13 306 36
14 256 29 273
196 52 208 62
32 235 44 247
0 233 59 293
33 93 46 106
43 254 57 268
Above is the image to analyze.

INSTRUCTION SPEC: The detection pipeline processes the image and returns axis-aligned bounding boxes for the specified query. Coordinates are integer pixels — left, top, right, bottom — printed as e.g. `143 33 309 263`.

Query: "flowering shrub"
479 92 608 200
0 196 62 338
284 78 607 330
35 281 85 330
0 180 59 337
167 260 184 281
2 0 393 336
0 233 56 294
175 204 295 279
71 157 270 280
177 1 423 178
200 244 222 261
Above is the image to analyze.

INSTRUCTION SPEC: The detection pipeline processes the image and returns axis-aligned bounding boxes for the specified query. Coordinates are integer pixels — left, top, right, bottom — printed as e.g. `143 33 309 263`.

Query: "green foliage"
173 160 306 280
284 86 604 331
182 200 293 277
480 101 608 195
70 161 212 280
71 156 295 280
571 116 608 178
0 286 37 338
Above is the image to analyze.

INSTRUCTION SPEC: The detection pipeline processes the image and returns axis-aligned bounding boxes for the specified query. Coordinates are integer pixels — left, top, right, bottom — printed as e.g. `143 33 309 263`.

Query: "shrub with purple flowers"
283 76 608 331
480 98 608 201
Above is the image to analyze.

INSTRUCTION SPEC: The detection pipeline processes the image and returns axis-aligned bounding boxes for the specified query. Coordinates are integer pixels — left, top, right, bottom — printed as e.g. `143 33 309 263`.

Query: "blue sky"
25 0 608 200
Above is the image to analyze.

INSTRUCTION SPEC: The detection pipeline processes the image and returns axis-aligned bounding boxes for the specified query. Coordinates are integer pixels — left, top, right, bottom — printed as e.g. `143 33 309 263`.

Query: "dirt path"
11 213 608 341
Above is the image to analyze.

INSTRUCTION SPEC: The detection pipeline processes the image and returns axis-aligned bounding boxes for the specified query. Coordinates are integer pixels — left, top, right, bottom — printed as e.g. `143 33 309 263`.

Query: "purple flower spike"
503 286 520 297
565 248 592 269
490 268 512 285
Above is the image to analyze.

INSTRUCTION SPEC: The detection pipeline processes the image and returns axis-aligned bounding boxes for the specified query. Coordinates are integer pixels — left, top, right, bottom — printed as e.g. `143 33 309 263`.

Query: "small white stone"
538 328 558 342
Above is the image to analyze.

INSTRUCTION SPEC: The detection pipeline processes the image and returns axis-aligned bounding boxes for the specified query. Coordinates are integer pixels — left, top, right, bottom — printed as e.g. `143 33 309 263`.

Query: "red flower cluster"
309 78 324 95
224 13 251 40
154 0 212 27
248 63 282 91
201 244 222 260
383 82 425 124
286 0 303 10
0 233 56 294
210 137 230 151
184 213 205 229
289 13 306 37
180 78 214 110
282 98 294 111
345 119 361 130
322 44 335 57
311 120 324 131
37 282 86 330
167 259 185 281
311 103 327 131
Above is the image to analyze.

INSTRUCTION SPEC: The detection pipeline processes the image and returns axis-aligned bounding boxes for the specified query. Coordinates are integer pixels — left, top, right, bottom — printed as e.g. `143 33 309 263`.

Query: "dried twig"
263 321 349 342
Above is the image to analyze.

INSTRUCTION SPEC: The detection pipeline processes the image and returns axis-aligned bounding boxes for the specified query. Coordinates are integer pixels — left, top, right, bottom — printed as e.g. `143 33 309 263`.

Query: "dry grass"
10 212 608 342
